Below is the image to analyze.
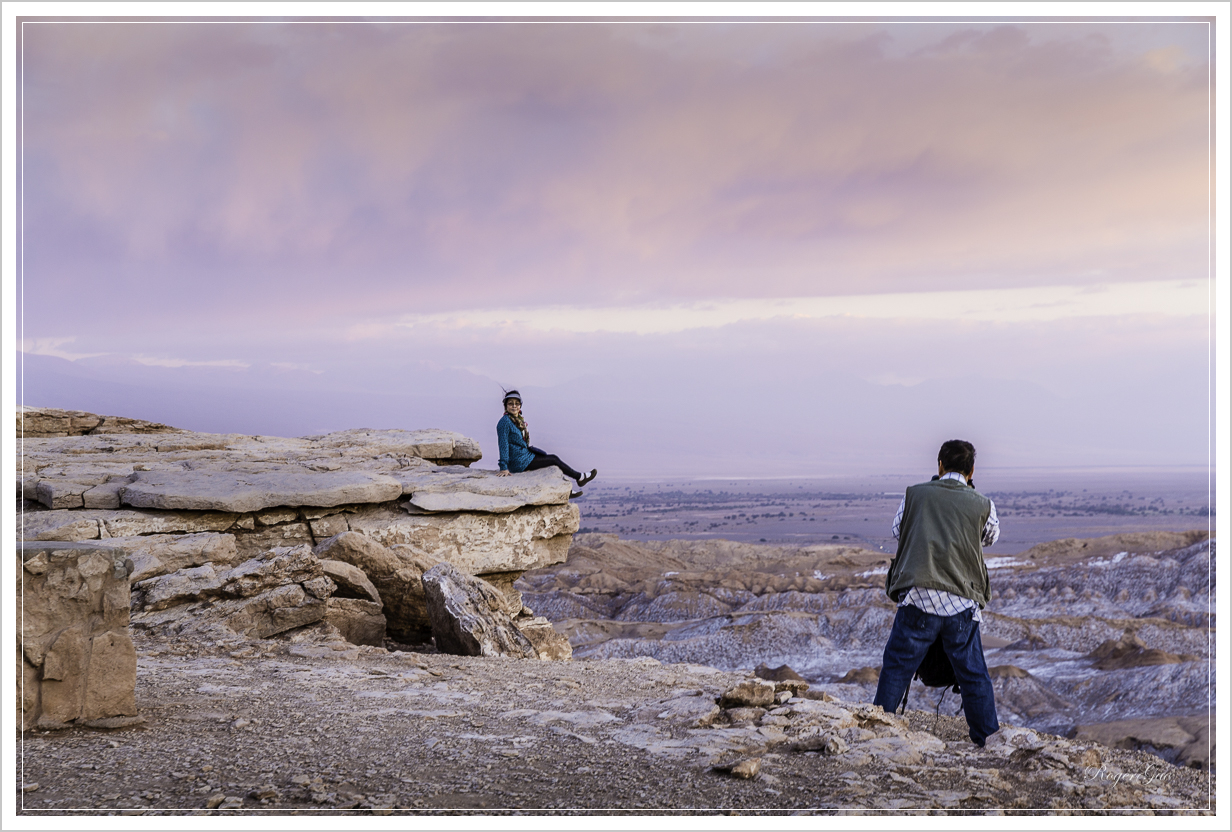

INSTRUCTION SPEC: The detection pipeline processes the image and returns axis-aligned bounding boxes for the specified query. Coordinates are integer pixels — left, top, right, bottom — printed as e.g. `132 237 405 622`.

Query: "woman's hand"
496 470 511 477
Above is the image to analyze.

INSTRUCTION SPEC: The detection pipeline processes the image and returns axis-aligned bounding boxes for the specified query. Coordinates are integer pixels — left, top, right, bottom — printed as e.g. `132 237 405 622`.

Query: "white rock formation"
17 408 580 651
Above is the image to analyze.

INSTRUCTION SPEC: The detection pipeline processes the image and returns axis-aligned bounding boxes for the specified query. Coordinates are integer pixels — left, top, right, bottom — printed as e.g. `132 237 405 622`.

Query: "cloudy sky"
14 15 1216 477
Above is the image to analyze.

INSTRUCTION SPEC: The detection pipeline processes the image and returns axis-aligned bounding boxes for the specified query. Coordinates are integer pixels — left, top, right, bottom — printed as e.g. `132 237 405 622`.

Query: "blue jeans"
872 604 1000 746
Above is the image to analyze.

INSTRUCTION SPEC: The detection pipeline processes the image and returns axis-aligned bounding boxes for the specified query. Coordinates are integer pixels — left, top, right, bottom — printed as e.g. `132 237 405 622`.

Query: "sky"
11 13 1221 478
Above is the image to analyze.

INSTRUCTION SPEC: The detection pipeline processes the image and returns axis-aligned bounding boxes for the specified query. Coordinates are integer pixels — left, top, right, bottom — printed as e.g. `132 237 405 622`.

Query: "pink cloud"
20 19 1210 330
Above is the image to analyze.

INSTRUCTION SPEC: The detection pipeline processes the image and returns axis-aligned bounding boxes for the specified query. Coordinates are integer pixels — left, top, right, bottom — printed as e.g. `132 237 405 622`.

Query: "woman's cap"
503 390 522 403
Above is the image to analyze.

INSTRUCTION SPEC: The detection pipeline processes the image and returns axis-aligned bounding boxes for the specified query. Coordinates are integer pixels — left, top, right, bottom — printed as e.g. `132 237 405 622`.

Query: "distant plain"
572 468 1214 554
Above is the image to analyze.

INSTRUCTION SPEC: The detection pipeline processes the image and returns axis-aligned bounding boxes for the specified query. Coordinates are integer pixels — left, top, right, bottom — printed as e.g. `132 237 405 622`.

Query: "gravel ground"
15 631 1216 817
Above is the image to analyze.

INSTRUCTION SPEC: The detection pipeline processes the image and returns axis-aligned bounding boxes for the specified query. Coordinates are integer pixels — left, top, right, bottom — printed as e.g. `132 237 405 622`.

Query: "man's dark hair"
938 440 976 475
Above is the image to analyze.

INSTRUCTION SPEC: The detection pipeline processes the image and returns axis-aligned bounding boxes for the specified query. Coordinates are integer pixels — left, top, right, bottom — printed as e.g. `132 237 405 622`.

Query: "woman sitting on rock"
495 390 596 493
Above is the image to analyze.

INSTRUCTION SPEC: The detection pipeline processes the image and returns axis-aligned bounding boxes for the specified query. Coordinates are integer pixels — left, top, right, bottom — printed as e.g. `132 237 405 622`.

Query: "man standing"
873 439 1000 746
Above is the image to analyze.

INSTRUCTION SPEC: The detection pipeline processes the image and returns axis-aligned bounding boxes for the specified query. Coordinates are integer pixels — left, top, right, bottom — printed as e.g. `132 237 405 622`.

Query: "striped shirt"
891 471 999 622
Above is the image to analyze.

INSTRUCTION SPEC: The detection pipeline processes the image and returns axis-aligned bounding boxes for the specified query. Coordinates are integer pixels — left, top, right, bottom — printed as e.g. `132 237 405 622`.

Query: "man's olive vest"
885 478 992 607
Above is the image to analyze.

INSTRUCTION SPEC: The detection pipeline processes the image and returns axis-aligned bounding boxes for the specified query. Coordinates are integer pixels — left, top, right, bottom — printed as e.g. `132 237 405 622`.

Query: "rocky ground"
16 628 1215 817
520 531 1216 768
13 410 1218 817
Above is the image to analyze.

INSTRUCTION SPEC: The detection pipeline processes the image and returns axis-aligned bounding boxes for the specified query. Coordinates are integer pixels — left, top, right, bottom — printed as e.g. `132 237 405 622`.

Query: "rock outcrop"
17 408 579 651
313 532 434 642
18 542 139 731
421 563 539 659
17 406 181 438
17 636 1216 813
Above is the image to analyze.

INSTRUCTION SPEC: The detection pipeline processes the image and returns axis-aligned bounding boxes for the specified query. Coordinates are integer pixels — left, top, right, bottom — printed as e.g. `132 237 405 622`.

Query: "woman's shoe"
576 469 597 487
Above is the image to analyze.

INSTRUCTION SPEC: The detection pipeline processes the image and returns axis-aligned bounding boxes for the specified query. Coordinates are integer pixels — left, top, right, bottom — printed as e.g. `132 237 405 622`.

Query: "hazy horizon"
13 16 1218 479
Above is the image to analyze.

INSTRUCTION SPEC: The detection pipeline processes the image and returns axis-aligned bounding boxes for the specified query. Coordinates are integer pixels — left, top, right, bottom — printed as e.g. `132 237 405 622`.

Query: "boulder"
479 571 525 615
788 731 848 755
421 563 538 659
18 541 137 730
754 662 807 683
313 532 436 643
221 545 324 598
221 585 327 639
713 757 761 779
719 679 776 708
514 616 573 661
320 559 382 605
134 564 226 611
649 694 721 729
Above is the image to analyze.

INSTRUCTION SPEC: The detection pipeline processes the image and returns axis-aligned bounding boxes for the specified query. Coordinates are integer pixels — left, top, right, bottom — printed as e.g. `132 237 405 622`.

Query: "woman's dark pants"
525 452 582 482
872 604 1000 746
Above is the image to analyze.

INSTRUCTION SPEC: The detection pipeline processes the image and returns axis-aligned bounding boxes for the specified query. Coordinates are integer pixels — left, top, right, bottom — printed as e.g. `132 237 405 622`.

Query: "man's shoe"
569 490 585 499
576 469 597 487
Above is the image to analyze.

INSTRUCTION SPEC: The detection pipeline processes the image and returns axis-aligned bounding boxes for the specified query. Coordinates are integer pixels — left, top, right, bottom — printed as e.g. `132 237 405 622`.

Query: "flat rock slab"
400 467 572 513
120 469 403 513
301 428 481 462
19 416 577 514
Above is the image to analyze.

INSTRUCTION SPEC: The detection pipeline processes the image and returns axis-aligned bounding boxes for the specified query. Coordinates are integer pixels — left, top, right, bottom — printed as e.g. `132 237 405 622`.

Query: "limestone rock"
313 532 435 643
134 564 226 611
713 757 761 779
320 559 381 605
722 706 766 726
20 509 240 542
222 584 327 639
640 694 720 728
18 406 181 438
325 598 386 647
789 731 849 755
18 541 136 730
301 576 337 599
93 532 240 583
400 467 572 513
514 616 573 661
719 678 776 708
19 420 575 593
421 563 539 659
300 427 481 465
478 571 525 616
82 631 137 720
221 545 323 598
82 480 133 510
352 502 579 574
119 468 403 513
35 479 98 510
754 662 807 683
